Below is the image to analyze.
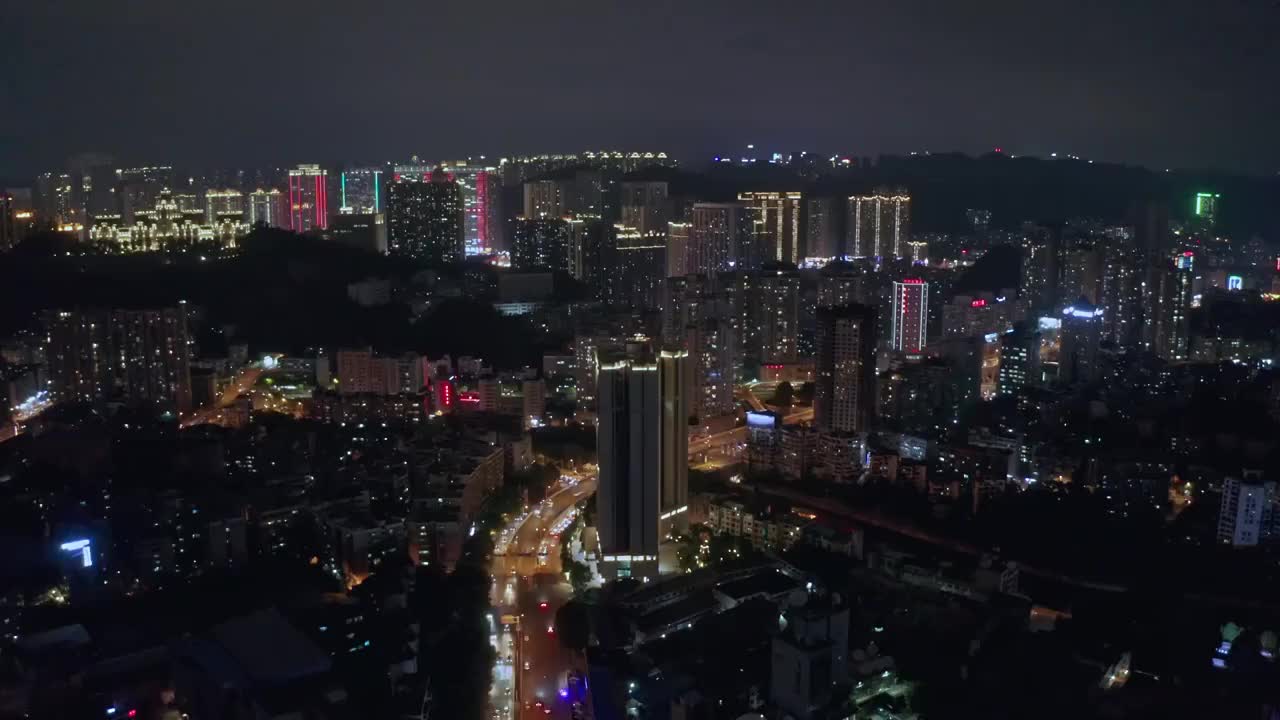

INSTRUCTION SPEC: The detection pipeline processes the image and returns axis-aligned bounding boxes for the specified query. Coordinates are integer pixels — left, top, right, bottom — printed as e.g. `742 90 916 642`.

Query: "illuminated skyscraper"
1152 253 1195 361
247 189 284 227
387 170 465 263
1193 191 1220 231
890 279 929 353
1217 472 1278 548
847 190 910 259
658 348 689 534
997 324 1040 396
815 304 877 433
739 191 802 264
597 343 664 581
288 164 329 232
436 162 499 255
205 189 244 224
340 168 382 215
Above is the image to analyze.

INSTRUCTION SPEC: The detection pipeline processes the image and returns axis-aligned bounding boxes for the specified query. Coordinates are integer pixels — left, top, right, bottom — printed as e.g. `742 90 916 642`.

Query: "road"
688 407 813 468
180 365 263 428
491 477 596 720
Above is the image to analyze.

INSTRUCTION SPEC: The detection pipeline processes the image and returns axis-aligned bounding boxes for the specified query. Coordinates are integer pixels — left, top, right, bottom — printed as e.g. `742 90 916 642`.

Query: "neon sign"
60 538 92 568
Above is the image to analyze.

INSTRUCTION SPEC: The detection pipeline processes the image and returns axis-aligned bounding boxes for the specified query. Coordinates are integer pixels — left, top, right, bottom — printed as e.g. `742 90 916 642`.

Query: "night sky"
4 0 1279 177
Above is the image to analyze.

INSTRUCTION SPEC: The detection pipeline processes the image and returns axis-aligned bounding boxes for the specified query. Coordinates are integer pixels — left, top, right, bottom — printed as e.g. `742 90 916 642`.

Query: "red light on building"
903 278 924 284
1183 251 1194 257
458 391 480 404
971 299 986 308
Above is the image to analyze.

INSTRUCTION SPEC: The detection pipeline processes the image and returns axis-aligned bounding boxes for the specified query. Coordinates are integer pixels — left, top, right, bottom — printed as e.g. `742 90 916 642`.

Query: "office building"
739 191 803 265
596 344 661 581
44 306 192 413
328 213 388 254
523 179 567 219
805 197 842 260
847 190 911 259
620 181 669 237
689 202 756 274
1217 472 1277 548
890 279 929 353
287 164 328 232
245 189 283 228
1059 299 1103 384
512 217 570 271
387 170 465 263
567 217 604 282
1019 227 1056 317
814 304 877 433
754 264 802 364
339 168 382 215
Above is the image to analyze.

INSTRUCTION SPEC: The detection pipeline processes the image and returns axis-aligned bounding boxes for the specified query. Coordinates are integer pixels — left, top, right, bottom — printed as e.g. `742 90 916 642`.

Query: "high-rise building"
329 213 388 254
433 162 500 255
288 164 328 232
117 166 174 223
596 343 662 581
1059 299 1103 384
1059 241 1102 307
658 348 689 534
247 189 284 228
602 225 666 310
522 180 567 219
1217 472 1277 548
847 190 910 259
739 191 803 265
1193 191 1220 231
512 217 570 271
890 279 929 353
620 181 669 237
753 264 801 364
339 168 382 215
667 221 690 278
387 170 465 263
204 189 244 224
1151 253 1195 361
1100 242 1139 346
997 325 1040 397
687 317 735 420
36 172 77 226
1019 226 1056 317
688 202 755 274
805 197 842 260
770 588 850 720
814 304 877 433
44 306 192 413
817 261 871 308
943 291 1016 340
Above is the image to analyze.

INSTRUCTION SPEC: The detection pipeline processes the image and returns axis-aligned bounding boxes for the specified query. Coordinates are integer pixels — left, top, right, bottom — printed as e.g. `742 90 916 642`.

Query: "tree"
774 381 794 410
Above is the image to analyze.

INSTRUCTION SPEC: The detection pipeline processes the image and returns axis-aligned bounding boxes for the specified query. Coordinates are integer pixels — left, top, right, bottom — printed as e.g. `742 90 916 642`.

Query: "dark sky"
4 0 1279 178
